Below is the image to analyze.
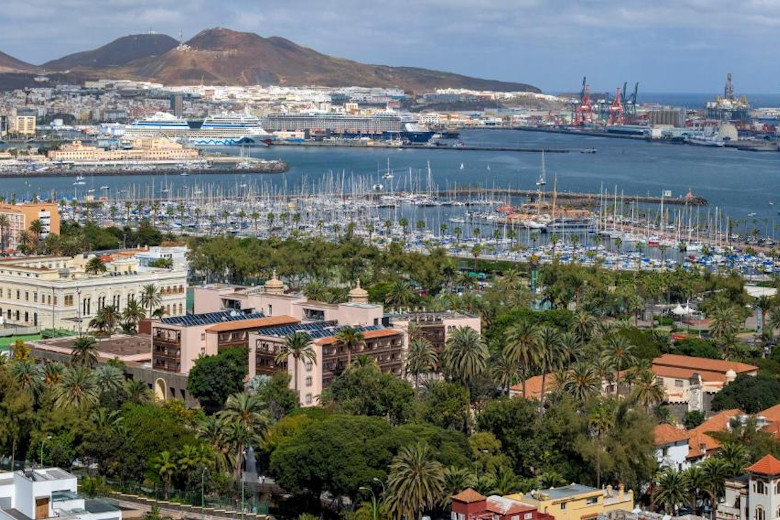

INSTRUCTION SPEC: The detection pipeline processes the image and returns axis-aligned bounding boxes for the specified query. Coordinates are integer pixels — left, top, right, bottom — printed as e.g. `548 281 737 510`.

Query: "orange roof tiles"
748 454 780 475
315 329 401 345
686 409 743 459
205 315 299 332
653 354 758 376
654 424 690 446
758 404 780 423
762 421 780 440
452 488 486 504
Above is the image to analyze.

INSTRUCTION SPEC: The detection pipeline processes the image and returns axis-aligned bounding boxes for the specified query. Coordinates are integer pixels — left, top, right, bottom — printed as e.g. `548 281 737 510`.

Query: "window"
305 377 312 387
560 503 566 510
756 481 766 494
305 361 313 371
511 516 519 520
674 379 684 388
305 393 313 405
662 447 669 456
64 295 73 306
586 497 598 505
776 482 780 495
201 333 206 341
451 513 457 520
756 506 765 520
524 515 533 520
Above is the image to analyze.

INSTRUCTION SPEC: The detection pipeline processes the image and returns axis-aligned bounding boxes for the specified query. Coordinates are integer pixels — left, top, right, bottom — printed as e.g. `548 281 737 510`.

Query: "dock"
271 141 592 153
435 188 708 206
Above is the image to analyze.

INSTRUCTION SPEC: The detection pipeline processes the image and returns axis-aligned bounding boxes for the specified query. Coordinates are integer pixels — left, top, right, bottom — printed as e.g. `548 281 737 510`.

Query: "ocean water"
1 129 779 233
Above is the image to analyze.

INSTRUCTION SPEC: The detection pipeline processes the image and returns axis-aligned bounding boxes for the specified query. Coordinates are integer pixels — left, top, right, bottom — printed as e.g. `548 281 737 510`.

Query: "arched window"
756 481 766 494
756 506 765 520
775 481 780 495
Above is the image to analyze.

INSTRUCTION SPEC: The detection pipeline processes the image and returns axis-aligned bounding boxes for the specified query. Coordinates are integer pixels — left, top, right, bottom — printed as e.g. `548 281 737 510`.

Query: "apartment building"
0 248 186 330
718 455 780 520
48 139 198 163
7 114 36 136
506 484 634 520
0 202 60 250
388 311 482 358
151 310 298 373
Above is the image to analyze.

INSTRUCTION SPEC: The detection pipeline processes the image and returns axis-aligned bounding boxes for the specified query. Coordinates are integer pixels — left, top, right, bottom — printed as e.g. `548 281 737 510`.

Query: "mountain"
0 50 36 73
43 33 178 70
118 28 539 92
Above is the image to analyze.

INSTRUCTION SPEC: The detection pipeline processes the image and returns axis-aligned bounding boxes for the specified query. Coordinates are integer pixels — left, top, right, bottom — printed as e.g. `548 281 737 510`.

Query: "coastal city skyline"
3 0 780 93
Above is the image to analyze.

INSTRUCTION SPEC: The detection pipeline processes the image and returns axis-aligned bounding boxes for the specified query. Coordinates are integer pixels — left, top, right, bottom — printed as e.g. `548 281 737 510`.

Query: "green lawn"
0 334 42 349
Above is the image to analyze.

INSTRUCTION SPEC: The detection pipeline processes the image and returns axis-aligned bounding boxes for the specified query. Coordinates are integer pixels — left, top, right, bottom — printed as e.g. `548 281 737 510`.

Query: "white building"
0 248 187 331
653 423 691 471
0 467 121 520
719 455 780 520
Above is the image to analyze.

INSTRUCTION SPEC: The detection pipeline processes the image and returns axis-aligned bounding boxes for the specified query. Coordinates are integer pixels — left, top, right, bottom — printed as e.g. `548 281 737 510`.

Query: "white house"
654 423 691 471
0 468 121 520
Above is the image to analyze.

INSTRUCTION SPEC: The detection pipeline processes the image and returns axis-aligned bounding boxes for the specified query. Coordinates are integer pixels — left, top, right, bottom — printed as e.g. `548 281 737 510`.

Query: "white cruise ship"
122 112 272 146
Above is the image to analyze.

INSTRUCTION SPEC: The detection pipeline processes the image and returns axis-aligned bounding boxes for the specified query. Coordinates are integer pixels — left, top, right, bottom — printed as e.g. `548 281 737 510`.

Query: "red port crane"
573 77 593 126
608 87 624 125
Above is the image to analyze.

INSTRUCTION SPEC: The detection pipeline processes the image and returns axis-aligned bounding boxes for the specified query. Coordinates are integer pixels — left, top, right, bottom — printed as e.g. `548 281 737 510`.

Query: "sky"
1 0 779 94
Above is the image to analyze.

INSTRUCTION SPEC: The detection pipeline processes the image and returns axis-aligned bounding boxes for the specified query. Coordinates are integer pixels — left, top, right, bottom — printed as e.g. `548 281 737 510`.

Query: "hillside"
0 50 36 73
43 33 179 70
121 28 540 92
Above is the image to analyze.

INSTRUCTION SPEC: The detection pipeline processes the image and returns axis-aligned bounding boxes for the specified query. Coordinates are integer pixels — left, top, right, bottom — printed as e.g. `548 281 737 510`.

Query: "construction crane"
608 88 624 125
572 76 593 126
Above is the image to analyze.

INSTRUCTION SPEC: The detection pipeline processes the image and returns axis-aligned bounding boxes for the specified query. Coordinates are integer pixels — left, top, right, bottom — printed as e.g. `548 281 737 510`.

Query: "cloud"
0 0 778 92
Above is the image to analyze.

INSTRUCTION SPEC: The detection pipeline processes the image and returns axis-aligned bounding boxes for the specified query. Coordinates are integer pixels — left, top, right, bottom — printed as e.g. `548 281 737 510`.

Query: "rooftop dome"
264 269 284 294
348 280 369 303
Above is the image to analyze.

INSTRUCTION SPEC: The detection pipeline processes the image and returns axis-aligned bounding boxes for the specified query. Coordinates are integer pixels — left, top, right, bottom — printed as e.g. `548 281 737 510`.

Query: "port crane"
608 88 624 125
620 82 639 120
572 76 593 126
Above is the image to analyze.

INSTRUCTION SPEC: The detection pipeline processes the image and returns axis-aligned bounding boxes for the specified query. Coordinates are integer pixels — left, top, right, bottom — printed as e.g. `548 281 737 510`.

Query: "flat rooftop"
533 484 600 500
161 310 265 327
30 335 151 362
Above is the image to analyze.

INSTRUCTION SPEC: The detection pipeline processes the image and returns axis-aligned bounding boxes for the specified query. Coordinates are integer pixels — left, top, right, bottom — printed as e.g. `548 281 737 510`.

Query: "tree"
491 351 519 396
89 306 119 336
560 361 601 402
653 469 687 513
420 381 470 432
85 257 107 275
604 335 637 397
504 320 541 398
442 326 488 390
121 299 146 334
140 284 162 320
324 364 415 425
386 443 445 520
630 369 665 413
275 332 316 396
151 451 177 498
335 326 365 368
70 336 99 368
700 457 729 519
683 410 706 429
250 372 299 421
52 366 100 409
588 403 613 488
405 339 437 388
187 347 248 413
536 325 568 413
219 393 268 479
711 374 780 414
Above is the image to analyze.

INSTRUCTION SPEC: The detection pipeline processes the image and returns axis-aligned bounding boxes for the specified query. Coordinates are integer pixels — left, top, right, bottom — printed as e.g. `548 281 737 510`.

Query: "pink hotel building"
150 273 480 405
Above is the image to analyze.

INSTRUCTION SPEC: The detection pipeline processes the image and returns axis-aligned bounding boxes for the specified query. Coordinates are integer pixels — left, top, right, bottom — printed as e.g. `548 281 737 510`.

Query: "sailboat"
459 163 465 170
382 158 394 180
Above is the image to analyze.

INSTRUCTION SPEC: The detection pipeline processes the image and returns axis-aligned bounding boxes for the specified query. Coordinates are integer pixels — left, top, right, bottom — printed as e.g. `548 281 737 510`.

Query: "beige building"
48 139 199 163
8 115 36 136
0 248 186 331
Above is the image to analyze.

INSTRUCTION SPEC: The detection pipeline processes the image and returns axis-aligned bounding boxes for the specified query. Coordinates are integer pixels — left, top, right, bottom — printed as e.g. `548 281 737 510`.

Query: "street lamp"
40 435 52 467
359 486 378 520
201 466 208 520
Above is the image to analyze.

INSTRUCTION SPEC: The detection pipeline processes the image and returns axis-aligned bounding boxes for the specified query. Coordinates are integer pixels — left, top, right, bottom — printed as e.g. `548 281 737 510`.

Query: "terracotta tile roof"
452 488 486 504
205 315 299 332
758 404 780 423
686 409 743 459
509 373 557 400
762 421 780 440
654 424 690 446
315 329 401 345
652 365 733 383
748 454 780 475
486 496 535 515
653 354 758 376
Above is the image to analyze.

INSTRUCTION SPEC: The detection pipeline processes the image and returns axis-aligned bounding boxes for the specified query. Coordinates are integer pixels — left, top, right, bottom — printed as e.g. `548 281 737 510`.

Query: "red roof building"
451 489 555 520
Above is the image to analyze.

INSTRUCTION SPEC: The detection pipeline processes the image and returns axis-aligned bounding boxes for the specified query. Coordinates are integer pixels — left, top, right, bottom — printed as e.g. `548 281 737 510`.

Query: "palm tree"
755 296 774 338
94 364 125 400
42 361 64 386
682 465 708 511
17 230 35 253
653 469 687 513
588 404 613 488
124 379 153 405
121 299 146 334
10 360 42 399
709 303 741 338
52 366 100 409
718 442 748 476
491 349 519 396
561 361 601 402
571 310 595 344
442 326 488 389
536 325 568 413
504 320 540 398
89 305 119 335
219 393 268 480
385 280 416 309
70 335 99 367
140 284 162 320
405 338 437 388
631 369 665 412
84 257 107 275
603 335 637 397
335 326 365 368
700 458 729 520
386 443 445 520
443 466 475 506
151 451 177 499
274 332 316 393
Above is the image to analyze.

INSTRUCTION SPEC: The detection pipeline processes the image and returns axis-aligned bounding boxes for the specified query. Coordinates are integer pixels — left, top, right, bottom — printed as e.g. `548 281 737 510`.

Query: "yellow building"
0 202 60 250
48 139 199 163
506 484 634 520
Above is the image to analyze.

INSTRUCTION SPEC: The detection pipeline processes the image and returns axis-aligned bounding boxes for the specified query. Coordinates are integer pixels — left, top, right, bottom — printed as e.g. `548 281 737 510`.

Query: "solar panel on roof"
161 310 266 327
258 321 387 339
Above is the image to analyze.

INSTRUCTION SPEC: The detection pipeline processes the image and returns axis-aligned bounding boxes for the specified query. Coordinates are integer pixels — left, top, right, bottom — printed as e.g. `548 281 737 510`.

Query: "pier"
271 140 590 153
435 188 708 206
